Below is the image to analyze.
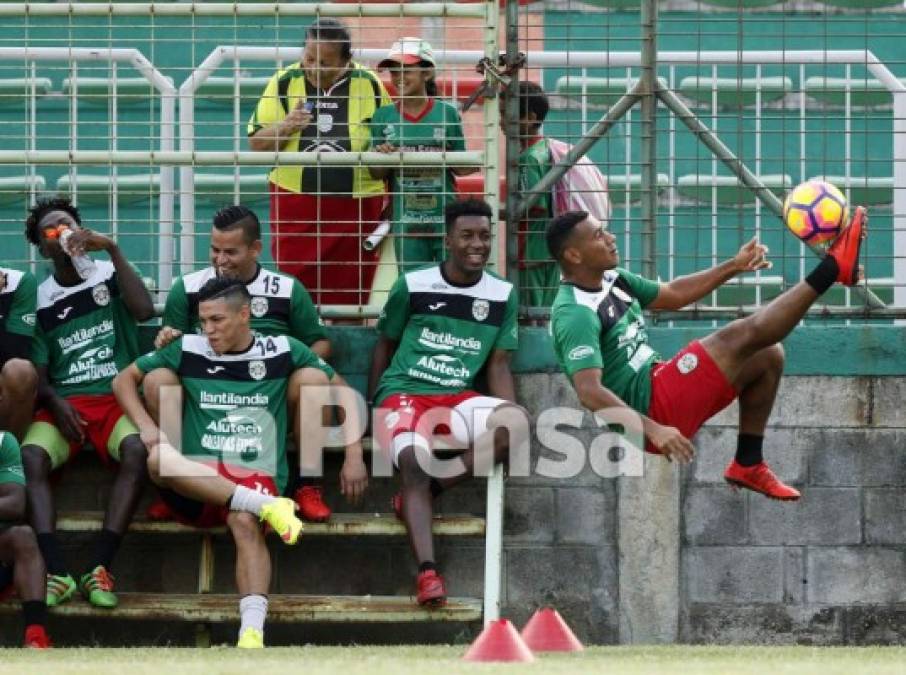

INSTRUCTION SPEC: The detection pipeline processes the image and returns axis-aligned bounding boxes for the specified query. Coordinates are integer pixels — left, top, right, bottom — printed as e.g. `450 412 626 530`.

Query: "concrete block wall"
3 371 904 646
682 376 906 645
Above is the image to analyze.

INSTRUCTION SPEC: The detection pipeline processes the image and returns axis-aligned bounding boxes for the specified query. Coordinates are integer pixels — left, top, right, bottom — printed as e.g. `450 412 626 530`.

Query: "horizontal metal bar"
0 150 483 167
522 305 906 321
520 49 880 69
0 3 486 19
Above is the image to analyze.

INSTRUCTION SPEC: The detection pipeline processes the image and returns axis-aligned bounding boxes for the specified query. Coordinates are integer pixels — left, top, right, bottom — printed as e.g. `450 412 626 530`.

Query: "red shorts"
160 461 278 529
374 391 507 466
646 340 738 453
30 393 137 466
269 184 384 305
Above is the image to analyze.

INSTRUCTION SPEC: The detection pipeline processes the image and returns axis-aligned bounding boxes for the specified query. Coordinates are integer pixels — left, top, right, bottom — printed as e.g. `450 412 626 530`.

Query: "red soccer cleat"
146 497 173 521
827 205 866 286
23 625 52 649
416 569 447 607
294 485 331 523
391 492 403 520
724 460 801 501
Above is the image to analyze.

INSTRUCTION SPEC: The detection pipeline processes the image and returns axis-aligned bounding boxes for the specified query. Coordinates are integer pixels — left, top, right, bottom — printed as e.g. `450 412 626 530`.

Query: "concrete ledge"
0 593 483 623
56 511 486 537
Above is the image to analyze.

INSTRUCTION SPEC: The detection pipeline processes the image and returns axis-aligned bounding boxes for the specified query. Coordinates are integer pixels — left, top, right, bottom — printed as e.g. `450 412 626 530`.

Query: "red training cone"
520 608 584 652
463 619 535 662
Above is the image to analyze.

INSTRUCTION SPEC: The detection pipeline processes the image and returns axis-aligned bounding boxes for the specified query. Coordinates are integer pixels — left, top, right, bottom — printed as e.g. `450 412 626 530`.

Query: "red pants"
269 184 383 305
646 340 738 453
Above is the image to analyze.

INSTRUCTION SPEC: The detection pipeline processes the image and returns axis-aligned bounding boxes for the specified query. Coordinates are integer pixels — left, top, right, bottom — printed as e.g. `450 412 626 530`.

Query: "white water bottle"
59 229 97 280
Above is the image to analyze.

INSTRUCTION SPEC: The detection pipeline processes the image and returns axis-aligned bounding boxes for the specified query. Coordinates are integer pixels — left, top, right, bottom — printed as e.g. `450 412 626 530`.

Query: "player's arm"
485 349 517 403
571 368 694 463
289 280 331 360
68 229 155 321
111 363 160 451
648 237 771 310
0 483 25 522
34 365 85 444
367 277 409 404
328 371 368 504
367 335 397 405
155 278 189 349
0 271 36 363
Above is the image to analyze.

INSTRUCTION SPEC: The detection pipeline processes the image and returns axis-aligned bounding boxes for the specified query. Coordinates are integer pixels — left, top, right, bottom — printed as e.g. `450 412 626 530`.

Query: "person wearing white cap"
369 38 478 274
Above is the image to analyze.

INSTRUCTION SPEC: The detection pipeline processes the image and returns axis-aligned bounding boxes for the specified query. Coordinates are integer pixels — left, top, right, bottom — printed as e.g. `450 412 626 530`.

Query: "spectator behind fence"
502 81 562 310
369 38 477 274
248 18 392 306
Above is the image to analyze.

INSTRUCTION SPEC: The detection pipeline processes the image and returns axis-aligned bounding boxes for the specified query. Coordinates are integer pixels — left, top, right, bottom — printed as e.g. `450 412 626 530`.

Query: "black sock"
22 600 46 628
429 478 444 499
735 434 764 467
36 533 67 576
418 561 437 573
89 529 122 571
805 256 839 295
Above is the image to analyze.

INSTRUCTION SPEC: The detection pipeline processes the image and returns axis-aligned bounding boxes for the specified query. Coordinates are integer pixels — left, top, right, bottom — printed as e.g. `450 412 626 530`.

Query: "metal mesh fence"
0 2 903 319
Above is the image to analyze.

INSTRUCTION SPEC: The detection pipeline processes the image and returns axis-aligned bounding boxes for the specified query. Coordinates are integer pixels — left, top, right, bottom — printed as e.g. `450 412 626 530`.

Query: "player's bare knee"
118 439 149 480
7 525 38 558
766 343 785 372
227 512 261 544
397 447 429 486
1 359 37 395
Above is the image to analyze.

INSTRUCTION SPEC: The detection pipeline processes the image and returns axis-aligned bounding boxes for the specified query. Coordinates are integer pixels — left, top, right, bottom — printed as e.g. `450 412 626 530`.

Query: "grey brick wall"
4 373 903 646
682 376 906 645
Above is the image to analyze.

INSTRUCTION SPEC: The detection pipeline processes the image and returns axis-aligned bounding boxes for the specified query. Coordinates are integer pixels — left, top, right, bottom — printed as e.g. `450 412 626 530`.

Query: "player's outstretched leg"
701 207 866 499
147 442 303 545
396 445 446 607
0 525 52 648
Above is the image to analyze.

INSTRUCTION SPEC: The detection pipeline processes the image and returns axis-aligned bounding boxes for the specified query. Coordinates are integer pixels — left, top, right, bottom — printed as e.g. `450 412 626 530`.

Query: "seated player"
113 276 366 648
147 205 348 523
21 197 155 609
0 266 39 442
0 430 51 648
547 208 867 497
368 199 524 607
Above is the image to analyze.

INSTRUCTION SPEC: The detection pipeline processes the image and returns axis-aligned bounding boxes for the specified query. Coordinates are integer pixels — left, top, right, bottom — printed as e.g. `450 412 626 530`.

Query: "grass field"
0 645 905 674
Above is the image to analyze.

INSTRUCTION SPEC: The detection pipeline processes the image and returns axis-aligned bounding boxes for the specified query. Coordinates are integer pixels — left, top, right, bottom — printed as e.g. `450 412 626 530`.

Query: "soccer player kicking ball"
548 207 867 498
113 277 365 648
368 199 524 607
0 431 51 648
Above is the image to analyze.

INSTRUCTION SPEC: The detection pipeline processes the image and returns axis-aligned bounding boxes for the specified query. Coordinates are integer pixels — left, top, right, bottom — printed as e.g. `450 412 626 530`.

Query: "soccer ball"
783 180 849 245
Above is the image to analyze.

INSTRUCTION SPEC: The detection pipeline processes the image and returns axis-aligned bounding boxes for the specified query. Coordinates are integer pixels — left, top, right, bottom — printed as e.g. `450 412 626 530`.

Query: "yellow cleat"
237 627 264 649
259 497 303 545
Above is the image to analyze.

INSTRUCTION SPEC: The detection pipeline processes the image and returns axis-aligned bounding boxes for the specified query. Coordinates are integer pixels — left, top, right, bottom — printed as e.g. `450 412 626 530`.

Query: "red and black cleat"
416 569 447 608
294 485 332 523
827 205 867 287
724 460 801 501
24 625 52 649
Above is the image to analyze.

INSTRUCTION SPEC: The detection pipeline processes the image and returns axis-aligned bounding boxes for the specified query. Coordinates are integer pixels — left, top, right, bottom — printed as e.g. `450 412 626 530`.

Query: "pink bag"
548 138 611 225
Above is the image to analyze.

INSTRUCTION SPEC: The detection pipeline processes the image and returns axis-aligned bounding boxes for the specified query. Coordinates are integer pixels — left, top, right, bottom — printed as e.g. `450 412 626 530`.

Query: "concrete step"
0 593 482 623
56 511 486 537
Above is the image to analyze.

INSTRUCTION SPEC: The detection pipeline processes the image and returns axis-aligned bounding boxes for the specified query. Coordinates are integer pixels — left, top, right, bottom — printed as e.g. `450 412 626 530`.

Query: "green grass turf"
0 645 905 675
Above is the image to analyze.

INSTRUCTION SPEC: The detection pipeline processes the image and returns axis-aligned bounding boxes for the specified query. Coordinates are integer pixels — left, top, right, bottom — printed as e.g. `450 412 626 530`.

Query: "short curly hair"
25 197 82 246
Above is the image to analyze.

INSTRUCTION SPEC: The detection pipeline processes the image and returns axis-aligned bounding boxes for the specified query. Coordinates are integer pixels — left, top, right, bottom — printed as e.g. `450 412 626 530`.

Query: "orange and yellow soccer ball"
783 180 849 245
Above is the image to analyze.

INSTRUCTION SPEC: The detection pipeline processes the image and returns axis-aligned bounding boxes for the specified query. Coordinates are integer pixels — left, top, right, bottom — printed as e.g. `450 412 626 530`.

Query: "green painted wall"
135 325 906 386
